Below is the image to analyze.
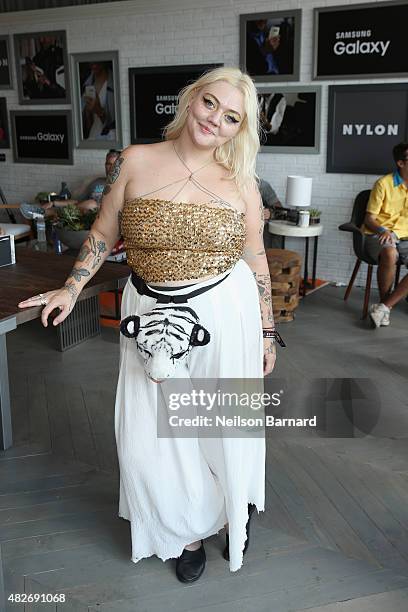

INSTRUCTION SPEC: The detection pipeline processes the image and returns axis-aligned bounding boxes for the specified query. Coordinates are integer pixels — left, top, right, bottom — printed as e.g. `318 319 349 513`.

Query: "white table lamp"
286 175 313 208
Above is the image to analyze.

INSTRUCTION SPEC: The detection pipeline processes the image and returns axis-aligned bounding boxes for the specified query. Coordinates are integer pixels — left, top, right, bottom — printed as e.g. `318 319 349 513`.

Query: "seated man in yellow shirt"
364 142 408 327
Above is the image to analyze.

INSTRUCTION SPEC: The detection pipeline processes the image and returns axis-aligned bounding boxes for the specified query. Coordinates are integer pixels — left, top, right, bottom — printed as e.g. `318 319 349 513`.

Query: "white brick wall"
0 0 402 285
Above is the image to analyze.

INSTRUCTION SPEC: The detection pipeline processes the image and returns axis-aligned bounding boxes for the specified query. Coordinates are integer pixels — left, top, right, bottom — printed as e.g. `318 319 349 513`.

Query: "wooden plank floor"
1 286 408 611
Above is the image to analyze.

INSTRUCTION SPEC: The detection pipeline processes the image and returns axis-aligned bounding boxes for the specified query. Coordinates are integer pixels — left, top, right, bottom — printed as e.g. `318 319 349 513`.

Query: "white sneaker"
369 303 390 328
380 310 390 326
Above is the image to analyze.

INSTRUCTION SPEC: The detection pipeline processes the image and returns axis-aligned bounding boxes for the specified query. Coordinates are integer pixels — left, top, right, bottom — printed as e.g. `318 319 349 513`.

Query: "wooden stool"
266 248 302 322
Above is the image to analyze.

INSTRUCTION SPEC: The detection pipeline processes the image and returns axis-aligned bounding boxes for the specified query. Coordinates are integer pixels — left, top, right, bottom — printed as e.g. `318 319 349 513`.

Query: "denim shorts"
364 232 408 266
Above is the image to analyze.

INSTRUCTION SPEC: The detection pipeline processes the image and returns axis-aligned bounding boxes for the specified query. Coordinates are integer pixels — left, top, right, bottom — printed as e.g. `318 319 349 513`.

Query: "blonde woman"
18 67 278 582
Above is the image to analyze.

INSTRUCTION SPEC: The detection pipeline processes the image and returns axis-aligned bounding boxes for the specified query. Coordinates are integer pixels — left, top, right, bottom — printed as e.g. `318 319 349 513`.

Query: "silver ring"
38 293 44 300
40 298 47 306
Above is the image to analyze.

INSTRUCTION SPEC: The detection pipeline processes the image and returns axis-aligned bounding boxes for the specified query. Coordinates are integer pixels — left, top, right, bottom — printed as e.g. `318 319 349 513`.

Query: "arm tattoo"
257 192 264 237
68 267 91 282
102 156 124 197
89 233 107 269
77 244 91 262
243 246 265 262
253 272 275 327
64 282 79 310
255 273 272 304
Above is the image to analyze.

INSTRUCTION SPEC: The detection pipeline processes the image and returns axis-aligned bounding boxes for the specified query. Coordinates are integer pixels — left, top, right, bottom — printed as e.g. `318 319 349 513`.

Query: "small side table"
268 220 323 297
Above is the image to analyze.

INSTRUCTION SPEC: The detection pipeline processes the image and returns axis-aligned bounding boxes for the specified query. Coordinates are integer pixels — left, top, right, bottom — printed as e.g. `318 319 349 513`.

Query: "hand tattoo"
264 342 276 355
63 282 78 311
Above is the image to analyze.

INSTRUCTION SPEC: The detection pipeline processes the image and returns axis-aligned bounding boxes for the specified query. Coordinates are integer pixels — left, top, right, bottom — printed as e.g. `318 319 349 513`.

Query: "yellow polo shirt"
364 172 408 238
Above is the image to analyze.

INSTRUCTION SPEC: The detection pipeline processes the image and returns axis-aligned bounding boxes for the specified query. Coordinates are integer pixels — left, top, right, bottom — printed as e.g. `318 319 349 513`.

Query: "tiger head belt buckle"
120 305 210 382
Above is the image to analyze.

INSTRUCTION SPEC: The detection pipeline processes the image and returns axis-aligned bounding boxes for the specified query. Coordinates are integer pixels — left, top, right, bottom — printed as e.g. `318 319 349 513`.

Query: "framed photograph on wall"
314 1 408 80
129 63 222 144
0 36 12 89
13 31 70 104
258 86 321 154
71 51 122 150
240 11 301 82
10 110 73 164
327 84 408 174
0 98 10 148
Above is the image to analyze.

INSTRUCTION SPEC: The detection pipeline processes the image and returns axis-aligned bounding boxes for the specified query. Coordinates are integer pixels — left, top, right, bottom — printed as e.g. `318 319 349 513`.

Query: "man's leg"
377 246 398 302
384 274 408 309
370 272 408 328
368 243 398 327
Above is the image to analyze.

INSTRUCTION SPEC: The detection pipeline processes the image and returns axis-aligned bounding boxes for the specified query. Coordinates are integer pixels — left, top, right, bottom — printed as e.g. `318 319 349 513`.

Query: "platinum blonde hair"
163 66 260 192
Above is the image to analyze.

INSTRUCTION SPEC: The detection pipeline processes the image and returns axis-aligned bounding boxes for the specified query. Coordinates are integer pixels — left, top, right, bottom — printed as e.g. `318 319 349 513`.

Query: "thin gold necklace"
172 141 214 178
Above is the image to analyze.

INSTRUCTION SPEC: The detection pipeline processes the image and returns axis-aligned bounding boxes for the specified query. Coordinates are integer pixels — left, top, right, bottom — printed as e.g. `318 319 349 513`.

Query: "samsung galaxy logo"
155 102 177 115
334 40 390 57
342 124 398 136
37 132 65 143
336 30 372 40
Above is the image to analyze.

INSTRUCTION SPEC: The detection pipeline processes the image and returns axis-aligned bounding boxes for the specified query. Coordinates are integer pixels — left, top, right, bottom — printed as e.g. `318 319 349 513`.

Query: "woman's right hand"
18 284 79 328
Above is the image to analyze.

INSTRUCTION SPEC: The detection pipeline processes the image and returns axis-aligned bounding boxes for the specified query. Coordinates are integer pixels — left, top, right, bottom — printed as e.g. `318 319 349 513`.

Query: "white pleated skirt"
114 258 266 572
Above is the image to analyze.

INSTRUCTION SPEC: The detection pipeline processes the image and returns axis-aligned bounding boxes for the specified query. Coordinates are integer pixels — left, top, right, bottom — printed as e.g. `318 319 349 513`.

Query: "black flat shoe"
176 541 206 583
223 503 256 562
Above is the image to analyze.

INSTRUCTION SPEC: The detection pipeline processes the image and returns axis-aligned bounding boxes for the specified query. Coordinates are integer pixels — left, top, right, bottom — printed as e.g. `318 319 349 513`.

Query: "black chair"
339 189 401 319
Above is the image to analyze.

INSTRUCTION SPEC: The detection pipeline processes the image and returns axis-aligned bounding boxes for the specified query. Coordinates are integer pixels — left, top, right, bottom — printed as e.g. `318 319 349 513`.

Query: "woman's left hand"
263 338 276 376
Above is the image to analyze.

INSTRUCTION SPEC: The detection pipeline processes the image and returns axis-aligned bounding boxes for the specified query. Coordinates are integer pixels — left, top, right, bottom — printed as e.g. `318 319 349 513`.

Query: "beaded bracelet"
263 328 286 347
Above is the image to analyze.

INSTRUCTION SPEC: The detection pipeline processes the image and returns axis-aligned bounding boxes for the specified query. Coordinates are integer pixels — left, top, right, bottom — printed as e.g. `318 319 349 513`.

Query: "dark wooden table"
0 249 130 450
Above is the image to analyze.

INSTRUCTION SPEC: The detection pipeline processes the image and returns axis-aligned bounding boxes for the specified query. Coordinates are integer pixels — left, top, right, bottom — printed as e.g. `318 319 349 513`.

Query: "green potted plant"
309 208 322 225
35 191 51 204
55 204 97 250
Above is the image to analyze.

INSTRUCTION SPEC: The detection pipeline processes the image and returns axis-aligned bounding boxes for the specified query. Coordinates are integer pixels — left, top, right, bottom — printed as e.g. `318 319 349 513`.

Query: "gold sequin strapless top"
121 198 246 283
